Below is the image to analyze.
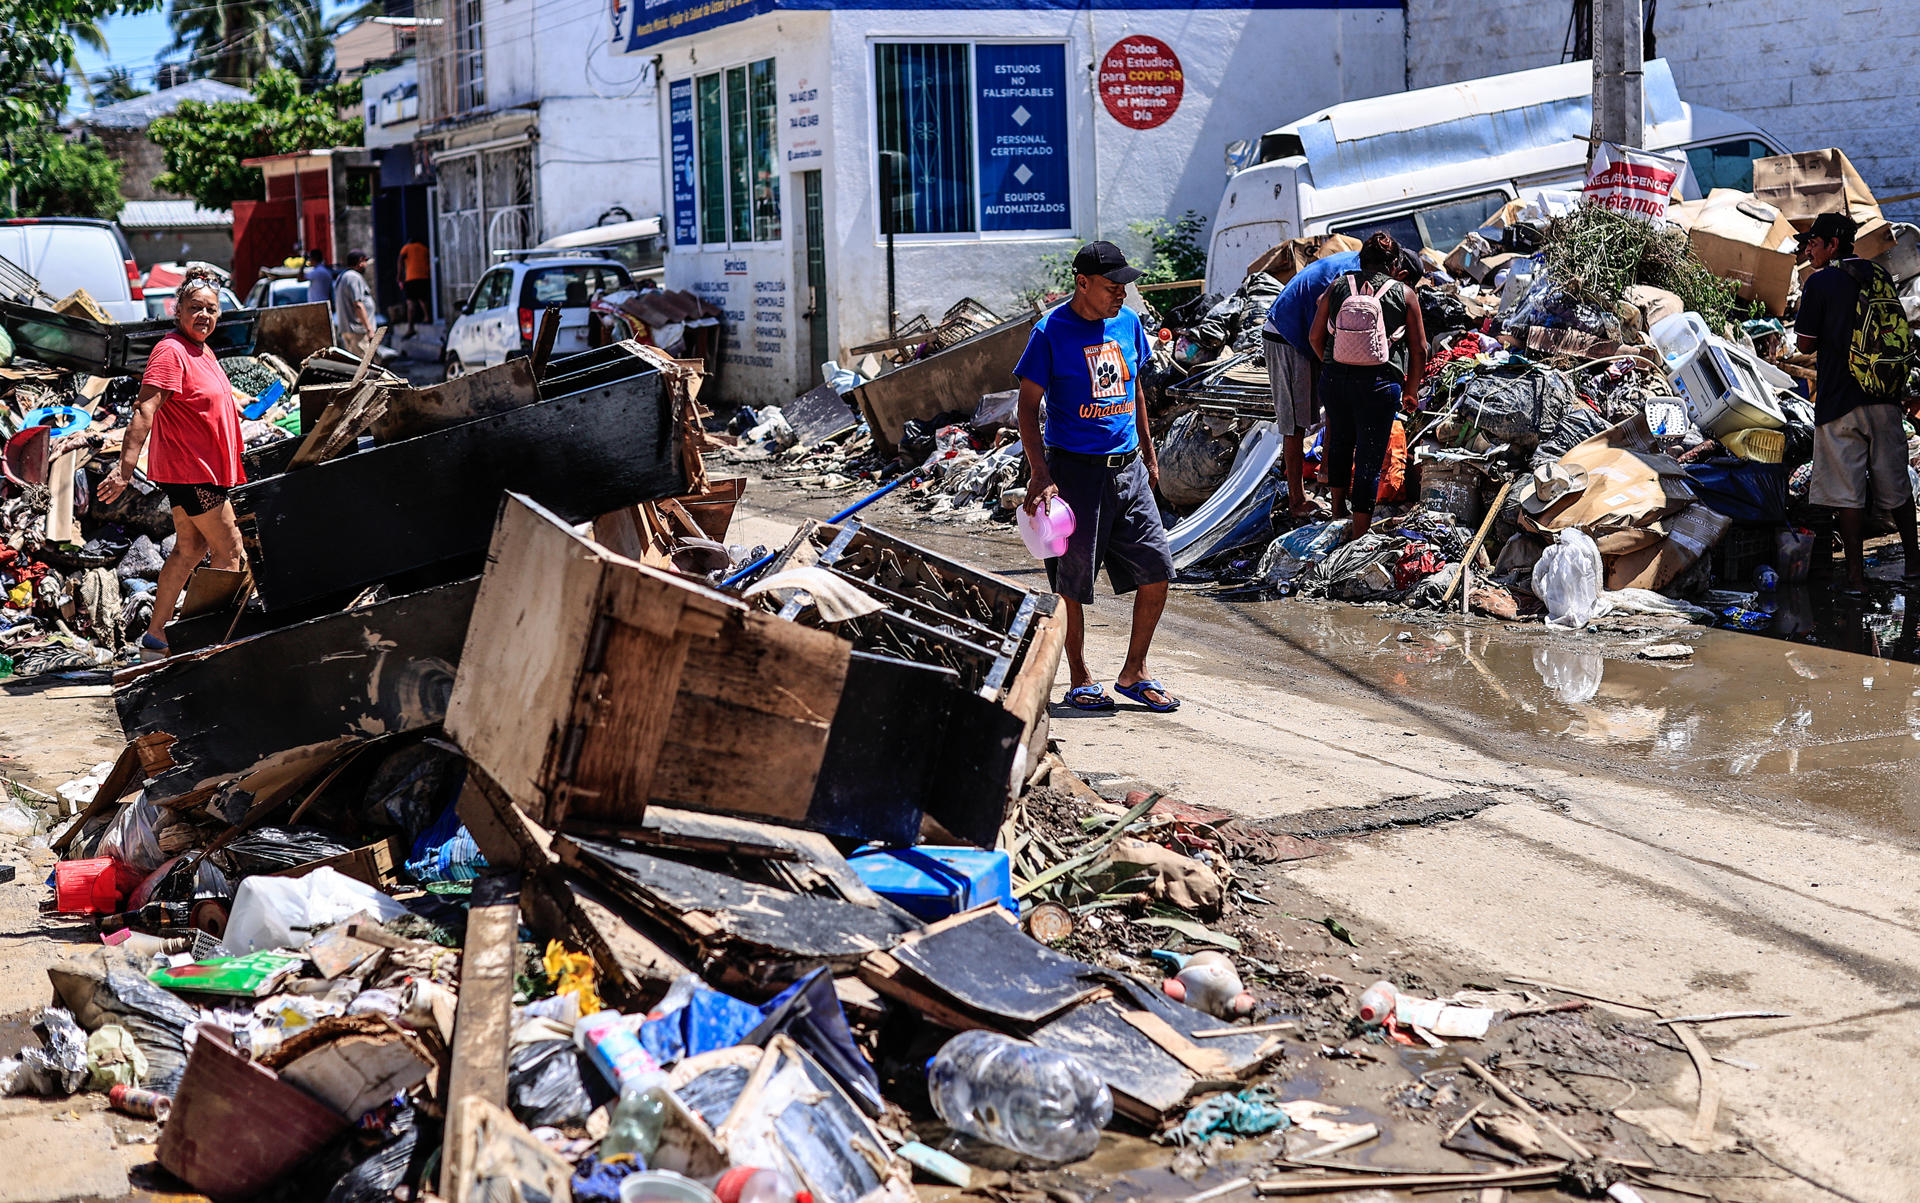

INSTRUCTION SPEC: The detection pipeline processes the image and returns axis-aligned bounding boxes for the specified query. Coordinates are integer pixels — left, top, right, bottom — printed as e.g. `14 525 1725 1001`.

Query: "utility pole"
1590 0 1644 151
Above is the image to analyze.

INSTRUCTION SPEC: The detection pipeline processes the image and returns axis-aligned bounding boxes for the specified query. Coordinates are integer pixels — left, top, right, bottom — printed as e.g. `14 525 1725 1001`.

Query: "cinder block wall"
1404 0 1920 225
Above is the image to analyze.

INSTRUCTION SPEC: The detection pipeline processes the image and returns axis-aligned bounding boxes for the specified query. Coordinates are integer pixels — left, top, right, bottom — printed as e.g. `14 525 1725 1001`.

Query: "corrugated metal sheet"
81 80 253 130
118 200 234 230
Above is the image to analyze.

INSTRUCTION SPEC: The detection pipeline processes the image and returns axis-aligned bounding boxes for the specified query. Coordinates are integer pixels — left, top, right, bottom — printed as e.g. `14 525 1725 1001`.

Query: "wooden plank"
116 577 478 807
372 357 539 444
559 616 691 826
49 738 147 855
289 379 389 469
236 371 686 612
888 907 1103 1023
444 873 521 1133
444 497 608 824
443 1095 571 1203
847 314 1037 457
650 613 845 825
559 835 918 961
175 565 250 621
569 807 887 907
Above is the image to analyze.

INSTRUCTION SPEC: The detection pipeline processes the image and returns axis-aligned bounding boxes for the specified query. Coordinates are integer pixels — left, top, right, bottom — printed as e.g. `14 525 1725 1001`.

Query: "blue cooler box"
847 846 1015 921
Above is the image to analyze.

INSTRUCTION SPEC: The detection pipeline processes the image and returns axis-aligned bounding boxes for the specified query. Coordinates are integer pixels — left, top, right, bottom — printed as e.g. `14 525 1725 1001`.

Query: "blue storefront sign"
974 43 1070 233
668 78 698 246
622 0 1394 54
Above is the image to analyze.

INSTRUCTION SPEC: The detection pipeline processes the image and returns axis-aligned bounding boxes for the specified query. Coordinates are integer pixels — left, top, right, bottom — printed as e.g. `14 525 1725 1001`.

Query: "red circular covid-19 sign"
1098 36 1184 130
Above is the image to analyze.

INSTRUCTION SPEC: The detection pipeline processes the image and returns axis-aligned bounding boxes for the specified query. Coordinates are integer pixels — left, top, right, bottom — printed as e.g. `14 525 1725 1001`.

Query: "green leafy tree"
1 129 124 219
149 67 361 210
0 0 151 130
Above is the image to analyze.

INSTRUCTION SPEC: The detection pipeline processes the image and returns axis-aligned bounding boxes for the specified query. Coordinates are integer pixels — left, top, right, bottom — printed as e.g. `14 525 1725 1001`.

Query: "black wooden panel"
117 578 479 805
235 374 683 610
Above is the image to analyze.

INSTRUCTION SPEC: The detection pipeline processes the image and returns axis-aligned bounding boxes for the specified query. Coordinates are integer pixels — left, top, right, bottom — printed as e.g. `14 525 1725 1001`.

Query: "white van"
1205 59 1787 292
0 218 147 322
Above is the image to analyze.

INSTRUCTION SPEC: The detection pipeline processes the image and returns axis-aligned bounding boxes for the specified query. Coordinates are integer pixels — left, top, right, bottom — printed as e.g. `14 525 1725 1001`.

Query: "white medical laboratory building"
614 0 1404 403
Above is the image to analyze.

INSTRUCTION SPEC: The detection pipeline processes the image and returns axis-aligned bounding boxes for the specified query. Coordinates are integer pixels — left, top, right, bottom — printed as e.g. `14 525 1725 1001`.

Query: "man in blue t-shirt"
1015 241 1179 714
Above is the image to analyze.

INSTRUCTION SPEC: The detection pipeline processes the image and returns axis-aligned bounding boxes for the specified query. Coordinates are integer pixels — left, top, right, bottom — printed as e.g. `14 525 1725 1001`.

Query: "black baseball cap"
1072 241 1143 285
1794 211 1858 249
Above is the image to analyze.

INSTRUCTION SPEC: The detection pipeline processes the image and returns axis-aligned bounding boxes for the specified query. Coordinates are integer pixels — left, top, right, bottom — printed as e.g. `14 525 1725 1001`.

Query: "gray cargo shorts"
1264 334 1318 435
1043 449 1174 605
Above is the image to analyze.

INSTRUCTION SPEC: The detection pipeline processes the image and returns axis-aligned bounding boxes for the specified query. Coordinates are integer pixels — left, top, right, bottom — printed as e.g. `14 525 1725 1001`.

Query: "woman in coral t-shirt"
98 273 247 659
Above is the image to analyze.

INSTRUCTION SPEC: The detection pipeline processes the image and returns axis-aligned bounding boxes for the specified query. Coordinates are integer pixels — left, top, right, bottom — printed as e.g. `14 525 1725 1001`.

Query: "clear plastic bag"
98 792 164 874
224 866 409 954
1534 529 1604 630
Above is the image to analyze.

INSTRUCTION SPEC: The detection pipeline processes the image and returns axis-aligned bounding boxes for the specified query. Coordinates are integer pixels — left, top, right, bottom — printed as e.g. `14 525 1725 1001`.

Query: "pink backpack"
1329 273 1403 367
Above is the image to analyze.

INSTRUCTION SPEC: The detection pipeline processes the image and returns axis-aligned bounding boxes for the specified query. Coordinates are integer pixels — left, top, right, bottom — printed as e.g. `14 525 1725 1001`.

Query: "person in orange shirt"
398 237 432 336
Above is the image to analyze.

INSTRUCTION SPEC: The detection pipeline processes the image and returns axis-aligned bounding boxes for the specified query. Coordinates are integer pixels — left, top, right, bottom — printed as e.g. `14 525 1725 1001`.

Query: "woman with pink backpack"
1307 232 1427 540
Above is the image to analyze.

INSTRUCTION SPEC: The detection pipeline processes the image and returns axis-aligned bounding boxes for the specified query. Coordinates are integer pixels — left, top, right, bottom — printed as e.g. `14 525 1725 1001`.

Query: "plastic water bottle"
927 1030 1112 1162
1357 981 1396 1024
576 1011 667 1097
705 1168 811 1203
602 1086 673 1160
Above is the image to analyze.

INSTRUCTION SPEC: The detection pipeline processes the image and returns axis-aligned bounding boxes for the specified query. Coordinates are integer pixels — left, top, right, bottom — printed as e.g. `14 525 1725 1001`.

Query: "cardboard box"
1521 412 1696 538
1753 148 1881 225
1604 503 1733 591
1688 204 1801 316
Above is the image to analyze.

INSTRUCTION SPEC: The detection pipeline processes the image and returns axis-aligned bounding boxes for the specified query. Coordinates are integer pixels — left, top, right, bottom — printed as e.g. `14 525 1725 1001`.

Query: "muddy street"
732 472 1920 1202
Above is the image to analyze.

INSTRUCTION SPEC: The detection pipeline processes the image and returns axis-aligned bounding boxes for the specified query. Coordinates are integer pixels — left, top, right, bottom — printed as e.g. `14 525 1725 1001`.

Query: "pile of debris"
1151 148 1920 635
0 266 358 681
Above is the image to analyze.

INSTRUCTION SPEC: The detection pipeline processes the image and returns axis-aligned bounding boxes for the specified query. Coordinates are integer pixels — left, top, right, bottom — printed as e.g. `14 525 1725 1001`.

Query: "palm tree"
166 0 280 86
275 0 382 85
91 66 148 104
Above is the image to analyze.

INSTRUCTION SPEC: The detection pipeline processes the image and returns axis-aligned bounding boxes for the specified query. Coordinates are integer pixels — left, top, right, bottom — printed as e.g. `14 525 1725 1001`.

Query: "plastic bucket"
1418 460 1483 526
54 857 131 915
1016 495 1076 559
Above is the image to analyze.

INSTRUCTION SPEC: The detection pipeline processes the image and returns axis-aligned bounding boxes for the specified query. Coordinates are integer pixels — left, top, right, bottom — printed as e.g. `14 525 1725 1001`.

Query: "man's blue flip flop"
1066 684 1115 710
1115 679 1180 712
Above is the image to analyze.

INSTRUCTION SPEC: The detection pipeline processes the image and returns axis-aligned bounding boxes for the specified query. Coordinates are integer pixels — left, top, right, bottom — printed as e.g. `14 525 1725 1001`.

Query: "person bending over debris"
96 272 247 660
1016 241 1179 714
1263 246 1358 518
1308 232 1426 541
1793 211 1920 593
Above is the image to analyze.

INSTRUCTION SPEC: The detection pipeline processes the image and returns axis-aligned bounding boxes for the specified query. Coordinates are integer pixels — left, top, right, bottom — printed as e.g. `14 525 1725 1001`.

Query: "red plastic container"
54 857 131 914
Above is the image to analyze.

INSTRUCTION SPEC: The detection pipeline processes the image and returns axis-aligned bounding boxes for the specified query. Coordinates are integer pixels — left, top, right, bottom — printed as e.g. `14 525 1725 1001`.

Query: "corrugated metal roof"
82 80 253 130
118 200 234 230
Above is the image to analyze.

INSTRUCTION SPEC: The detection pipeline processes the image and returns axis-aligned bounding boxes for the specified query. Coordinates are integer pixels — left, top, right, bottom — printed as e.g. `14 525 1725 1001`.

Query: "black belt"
1047 446 1138 469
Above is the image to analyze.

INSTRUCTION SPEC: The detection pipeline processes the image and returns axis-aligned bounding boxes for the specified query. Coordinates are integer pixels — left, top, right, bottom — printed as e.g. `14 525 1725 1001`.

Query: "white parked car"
443 254 634 378
0 217 148 322
536 216 665 282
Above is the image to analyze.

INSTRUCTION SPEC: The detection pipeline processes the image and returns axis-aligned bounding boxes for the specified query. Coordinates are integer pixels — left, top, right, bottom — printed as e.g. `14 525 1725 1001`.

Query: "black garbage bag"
509 1040 597 1128
1452 364 1580 451
1192 293 1246 350
1420 289 1473 334
47 965 198 1094
1782 420 1815 467
323 1105 423 1203
1533 403 1612 465
214 827 353 878
1166 290 1223 330
1229 273 1284 353
898 419 937 464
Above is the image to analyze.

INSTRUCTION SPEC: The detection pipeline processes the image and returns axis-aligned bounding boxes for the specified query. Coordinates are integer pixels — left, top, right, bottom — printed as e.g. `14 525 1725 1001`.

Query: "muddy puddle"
1199 588 1920 835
